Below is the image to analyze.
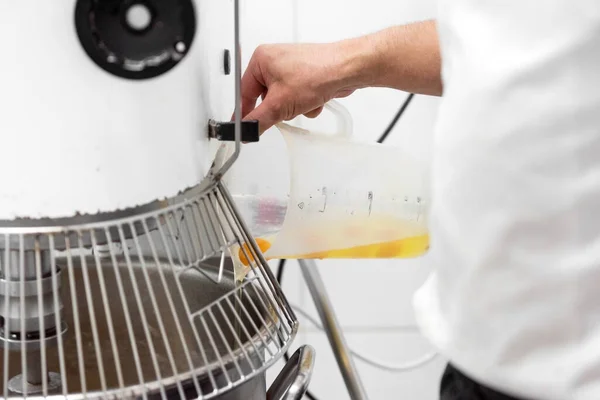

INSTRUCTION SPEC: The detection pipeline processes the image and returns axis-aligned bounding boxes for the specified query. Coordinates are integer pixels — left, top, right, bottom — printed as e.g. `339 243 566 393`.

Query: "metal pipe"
298 259 368 400
26 351 43 385
216 0 242 177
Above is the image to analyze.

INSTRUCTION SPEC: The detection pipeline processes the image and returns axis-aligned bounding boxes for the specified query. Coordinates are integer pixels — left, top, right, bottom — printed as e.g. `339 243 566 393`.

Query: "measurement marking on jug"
319 187 327 213
417 196 422 221
368 191 374 216
298 202 305 210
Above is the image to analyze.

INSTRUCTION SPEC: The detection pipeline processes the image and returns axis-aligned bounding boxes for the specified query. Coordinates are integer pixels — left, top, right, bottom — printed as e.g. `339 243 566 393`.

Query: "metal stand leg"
298 259 368 400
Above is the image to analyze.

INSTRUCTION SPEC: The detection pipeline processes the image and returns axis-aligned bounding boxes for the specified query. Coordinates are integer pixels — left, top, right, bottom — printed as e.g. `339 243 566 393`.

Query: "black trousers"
440 364 526 400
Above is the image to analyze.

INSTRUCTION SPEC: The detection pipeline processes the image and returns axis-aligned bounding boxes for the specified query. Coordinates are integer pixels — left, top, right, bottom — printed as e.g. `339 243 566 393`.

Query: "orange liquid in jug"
237 238 273 266
290 233 429 259
238 234 429 266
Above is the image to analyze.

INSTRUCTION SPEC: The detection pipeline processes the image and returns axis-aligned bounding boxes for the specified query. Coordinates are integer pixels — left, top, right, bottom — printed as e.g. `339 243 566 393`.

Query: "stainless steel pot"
0 255 313 399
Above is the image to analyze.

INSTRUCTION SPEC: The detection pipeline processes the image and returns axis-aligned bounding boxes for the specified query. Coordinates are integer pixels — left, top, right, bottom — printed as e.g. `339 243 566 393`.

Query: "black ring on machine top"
74 0 197 80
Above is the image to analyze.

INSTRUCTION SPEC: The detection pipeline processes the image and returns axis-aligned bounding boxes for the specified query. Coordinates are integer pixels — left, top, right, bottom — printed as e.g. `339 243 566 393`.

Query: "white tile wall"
237 0 448 398
297 331 445 400
294 258 432 328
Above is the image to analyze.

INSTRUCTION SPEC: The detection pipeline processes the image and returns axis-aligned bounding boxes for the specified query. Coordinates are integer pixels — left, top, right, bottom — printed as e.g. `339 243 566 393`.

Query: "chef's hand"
239 21 442 134
240 42 365 134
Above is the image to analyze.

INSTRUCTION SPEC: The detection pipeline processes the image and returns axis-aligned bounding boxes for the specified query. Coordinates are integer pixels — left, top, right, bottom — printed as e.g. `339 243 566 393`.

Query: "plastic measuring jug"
226 100 430 273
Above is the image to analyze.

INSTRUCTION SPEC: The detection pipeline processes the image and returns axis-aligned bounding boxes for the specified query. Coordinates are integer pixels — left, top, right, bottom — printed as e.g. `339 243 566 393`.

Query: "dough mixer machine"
0 1 312 399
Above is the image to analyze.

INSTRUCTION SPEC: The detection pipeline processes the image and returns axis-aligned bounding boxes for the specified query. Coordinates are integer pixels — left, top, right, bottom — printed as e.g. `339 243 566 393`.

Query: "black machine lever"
208 120 260 142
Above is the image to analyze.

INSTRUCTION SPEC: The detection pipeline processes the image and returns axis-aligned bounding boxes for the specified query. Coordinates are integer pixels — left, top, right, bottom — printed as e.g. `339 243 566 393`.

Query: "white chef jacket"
413 1 600 399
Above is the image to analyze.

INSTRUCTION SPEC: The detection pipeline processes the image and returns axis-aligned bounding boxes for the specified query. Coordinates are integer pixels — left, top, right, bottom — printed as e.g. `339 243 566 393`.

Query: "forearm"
337 20 442 96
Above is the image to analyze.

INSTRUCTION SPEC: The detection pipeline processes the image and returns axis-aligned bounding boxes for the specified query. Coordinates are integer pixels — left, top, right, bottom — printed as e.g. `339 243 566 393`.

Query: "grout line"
296 261 308 314
299 325 422 334
292 0 300 43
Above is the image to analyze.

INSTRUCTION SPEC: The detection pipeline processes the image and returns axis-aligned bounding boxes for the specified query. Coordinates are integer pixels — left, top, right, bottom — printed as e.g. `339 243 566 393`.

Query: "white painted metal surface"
0 0 235 219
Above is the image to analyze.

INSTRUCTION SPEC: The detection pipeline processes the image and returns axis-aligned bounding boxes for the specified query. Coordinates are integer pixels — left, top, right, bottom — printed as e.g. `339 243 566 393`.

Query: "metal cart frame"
298 259 368 400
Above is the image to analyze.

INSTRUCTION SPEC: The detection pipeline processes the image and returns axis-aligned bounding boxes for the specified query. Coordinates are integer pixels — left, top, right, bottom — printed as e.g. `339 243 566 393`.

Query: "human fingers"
240 58 267 118
303 106 324 119
243 94 286 134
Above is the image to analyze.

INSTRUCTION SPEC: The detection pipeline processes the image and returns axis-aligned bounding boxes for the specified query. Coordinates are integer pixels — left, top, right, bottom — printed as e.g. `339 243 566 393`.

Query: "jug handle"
275 100 353 138
322 99 353 138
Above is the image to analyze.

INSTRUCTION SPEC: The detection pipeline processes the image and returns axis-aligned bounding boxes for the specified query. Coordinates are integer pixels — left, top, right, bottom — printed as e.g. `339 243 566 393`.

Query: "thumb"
243 95 285 134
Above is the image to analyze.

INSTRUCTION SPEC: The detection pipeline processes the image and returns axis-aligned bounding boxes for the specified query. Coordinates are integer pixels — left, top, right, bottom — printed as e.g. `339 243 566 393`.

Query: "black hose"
377 93 414 144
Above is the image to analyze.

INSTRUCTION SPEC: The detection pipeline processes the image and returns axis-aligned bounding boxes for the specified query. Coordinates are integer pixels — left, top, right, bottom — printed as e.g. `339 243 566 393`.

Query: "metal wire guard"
0 182 297 399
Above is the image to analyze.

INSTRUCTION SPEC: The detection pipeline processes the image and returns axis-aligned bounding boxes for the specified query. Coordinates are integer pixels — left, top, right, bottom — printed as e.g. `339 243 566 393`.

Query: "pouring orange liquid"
238 234 429 266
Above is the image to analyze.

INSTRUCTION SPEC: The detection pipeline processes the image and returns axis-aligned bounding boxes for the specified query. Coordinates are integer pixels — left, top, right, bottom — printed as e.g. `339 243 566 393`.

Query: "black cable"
276 258 285 284
277 92 415 399
377 93 414 144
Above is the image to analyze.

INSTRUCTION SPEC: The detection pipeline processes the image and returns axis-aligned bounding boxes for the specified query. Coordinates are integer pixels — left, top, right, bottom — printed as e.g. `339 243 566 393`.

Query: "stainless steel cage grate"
0 181 298 399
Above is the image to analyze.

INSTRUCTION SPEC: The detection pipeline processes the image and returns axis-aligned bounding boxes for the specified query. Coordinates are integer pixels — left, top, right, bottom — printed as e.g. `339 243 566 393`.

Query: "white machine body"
0 0 234 219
